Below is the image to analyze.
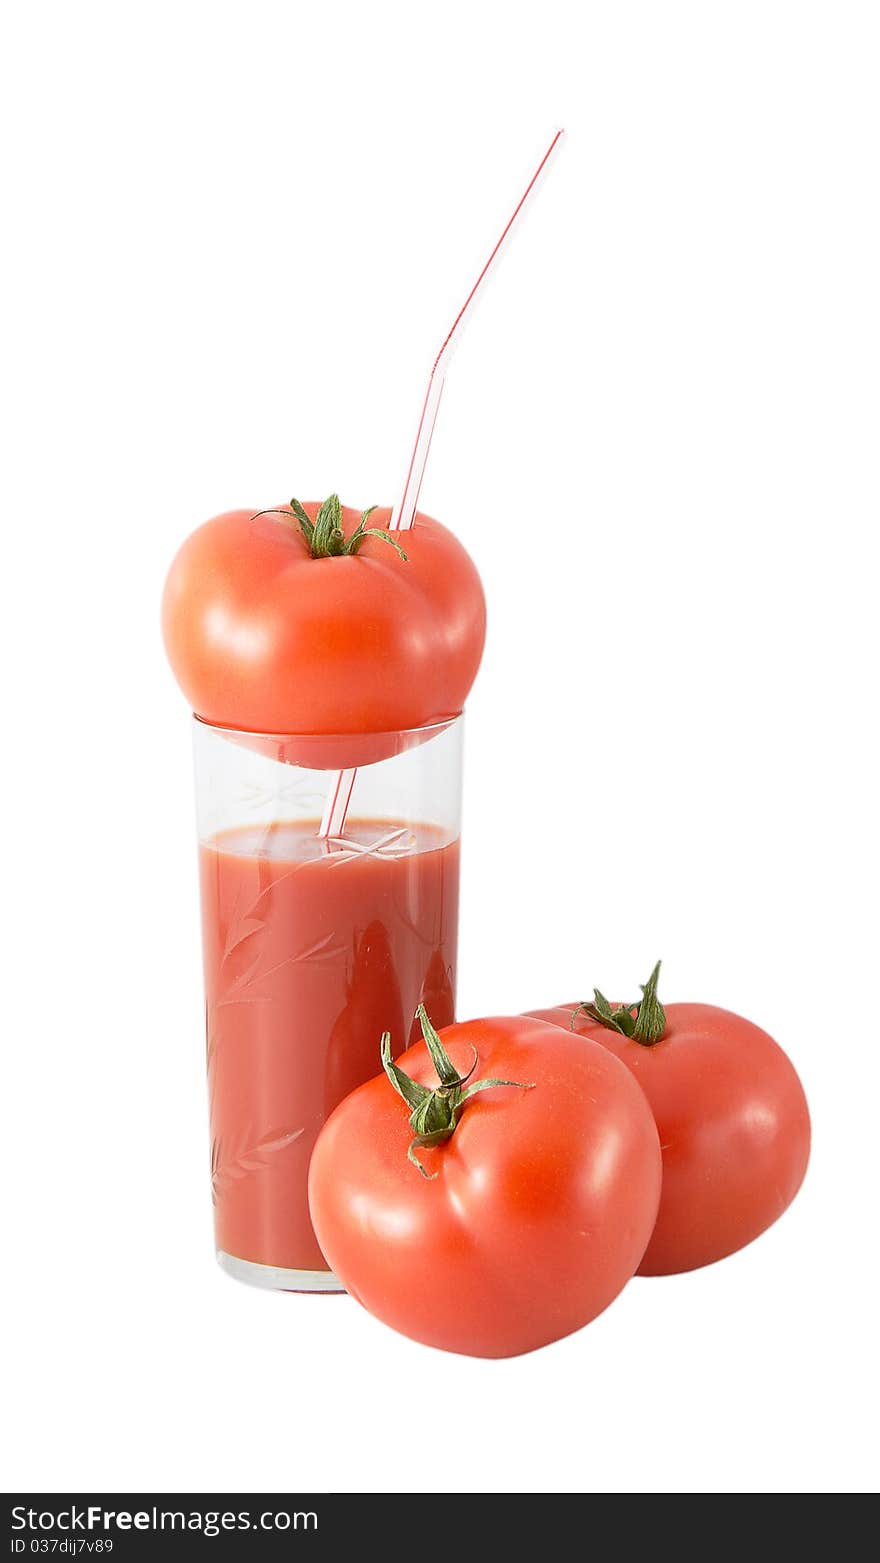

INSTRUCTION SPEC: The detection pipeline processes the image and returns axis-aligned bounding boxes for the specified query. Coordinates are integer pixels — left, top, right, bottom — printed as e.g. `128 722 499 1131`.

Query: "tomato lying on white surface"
309 1008 662 1358
529 963 811 1275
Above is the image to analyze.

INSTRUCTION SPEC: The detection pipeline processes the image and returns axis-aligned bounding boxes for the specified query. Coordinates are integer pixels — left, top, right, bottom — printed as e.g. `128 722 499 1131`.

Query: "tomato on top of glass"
162 496 485 1290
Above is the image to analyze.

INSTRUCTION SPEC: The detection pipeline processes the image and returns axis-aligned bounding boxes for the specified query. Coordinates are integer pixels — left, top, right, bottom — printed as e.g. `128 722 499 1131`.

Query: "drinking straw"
319 128 565 840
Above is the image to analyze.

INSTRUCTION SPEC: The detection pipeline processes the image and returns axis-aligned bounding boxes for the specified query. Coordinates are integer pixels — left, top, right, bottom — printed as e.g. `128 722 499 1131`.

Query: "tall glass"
193 716 463 1292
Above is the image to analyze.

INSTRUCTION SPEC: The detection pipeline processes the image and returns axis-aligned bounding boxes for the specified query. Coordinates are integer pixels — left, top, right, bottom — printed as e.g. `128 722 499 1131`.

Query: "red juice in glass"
193 719 463 1290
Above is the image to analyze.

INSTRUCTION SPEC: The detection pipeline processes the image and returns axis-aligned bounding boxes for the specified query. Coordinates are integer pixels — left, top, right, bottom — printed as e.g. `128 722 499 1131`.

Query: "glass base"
217 1250 344 1294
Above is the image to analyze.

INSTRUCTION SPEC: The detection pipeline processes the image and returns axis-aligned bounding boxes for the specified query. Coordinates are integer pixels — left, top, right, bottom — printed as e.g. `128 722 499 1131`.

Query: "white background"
2 0 878 1497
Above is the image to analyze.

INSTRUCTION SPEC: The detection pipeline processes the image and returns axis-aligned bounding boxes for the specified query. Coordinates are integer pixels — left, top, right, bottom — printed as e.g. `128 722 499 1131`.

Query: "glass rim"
193 712 463 743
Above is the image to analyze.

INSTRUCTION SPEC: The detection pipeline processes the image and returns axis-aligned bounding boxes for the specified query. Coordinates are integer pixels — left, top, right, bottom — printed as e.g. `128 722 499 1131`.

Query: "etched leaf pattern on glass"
205 864 347 1061
203 825 449 1213
206 861 349 1203
210 1127 304 1205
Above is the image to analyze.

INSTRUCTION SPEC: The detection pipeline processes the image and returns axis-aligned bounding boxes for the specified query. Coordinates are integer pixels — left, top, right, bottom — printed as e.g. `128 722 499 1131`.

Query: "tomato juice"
200 818 459 1284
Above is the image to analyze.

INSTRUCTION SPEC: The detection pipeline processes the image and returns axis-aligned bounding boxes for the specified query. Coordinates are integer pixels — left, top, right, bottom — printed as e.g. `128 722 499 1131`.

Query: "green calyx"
251 495 408 561
571 960 667 1046
381 1004 534 1179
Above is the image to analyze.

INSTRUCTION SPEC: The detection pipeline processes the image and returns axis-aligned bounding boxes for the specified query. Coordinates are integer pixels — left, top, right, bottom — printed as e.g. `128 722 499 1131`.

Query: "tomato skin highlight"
528 1002 811 1276
308 1016 662 1358
161 503 486 737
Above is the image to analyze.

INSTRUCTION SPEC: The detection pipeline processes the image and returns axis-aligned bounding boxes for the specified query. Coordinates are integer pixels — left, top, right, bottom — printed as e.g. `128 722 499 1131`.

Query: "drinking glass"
193 715 463 1291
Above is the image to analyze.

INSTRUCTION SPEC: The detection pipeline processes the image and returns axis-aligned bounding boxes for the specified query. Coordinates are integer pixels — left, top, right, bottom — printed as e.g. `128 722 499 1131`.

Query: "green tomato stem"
249 497 408 561
571 960 667 1046
381 1006 534 1179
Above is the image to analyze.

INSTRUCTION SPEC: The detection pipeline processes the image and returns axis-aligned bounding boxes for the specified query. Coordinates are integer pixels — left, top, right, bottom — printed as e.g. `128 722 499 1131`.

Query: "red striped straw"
319 129 565 840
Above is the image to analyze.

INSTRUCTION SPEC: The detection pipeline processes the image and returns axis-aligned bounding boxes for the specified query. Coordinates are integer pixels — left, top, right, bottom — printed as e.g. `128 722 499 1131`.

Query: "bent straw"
319 128 565 840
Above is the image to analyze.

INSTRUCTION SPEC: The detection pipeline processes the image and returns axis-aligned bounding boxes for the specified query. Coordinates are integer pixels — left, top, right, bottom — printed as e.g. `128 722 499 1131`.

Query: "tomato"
308 1008 661 1358
161 497 486 742
529 964 811 1276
